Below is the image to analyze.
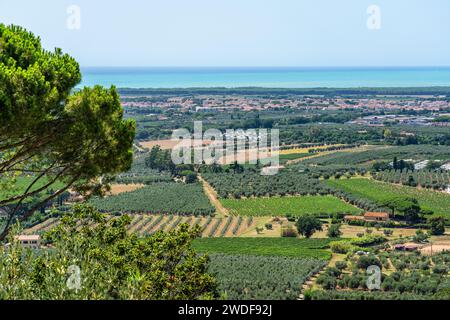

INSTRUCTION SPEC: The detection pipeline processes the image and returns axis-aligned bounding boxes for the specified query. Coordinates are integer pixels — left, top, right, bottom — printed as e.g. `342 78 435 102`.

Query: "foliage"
428 216 447 235
0 24 135 238
0 205 215 299
327 224 343 238
296 215 323 238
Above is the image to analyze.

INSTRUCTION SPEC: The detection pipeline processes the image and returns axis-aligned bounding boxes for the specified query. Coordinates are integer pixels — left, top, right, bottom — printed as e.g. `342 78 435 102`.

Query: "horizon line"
80 65 450 69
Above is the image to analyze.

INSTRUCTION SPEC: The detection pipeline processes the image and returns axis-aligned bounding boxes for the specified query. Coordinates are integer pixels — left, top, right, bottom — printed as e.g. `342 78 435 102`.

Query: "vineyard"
25 214 256 238
208 254 327 299
221 195 362 217
89 182 215 215
326 178 450 218
373 170 450 190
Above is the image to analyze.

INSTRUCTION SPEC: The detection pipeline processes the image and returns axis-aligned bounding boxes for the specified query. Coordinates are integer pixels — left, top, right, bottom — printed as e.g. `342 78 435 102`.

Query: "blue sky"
1 0 449 67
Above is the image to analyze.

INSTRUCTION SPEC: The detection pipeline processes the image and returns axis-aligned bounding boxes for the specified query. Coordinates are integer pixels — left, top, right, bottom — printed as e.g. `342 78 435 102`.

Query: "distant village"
121 94 450 126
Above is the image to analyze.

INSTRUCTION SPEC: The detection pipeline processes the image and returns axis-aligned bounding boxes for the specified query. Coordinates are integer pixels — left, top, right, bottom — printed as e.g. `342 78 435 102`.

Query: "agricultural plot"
26 214 255 238
373 170 450 190
301 145 450 167
326 178 450 217
311 250 450 300
208 254 327 300
89 182 215 216
192 237 335 260
202 171 328 198
220 195 362 217
115 155 172 184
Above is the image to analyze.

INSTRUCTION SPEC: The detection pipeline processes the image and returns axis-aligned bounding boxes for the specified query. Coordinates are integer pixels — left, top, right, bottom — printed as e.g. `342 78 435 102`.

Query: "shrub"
281 226 298 238
428 216 446 236
351 235 386 247
327 224 342 238
356 255 382 270
317 274 337 290
432 265 448 275
335 261 348 271
330 241 352 254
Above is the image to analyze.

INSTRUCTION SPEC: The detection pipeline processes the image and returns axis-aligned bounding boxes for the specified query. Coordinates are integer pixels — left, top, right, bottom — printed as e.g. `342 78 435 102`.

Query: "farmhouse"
364 212 389 222
15 235 41 249
344 212 390 223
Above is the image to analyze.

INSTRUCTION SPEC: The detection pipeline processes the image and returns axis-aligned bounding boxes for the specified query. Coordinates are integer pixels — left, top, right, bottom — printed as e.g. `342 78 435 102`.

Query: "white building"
15 235 41 249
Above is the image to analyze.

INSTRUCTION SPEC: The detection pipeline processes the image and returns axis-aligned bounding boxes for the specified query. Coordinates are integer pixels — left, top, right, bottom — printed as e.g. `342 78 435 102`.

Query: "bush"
357 255 382 270
383 229 393 236
428 216 446 236
0 205 216 299
317 274 337 290
351 235 387 247
327 224 342 238
432 265 448 275
335 261 348 271
330 241 353 254
281 226 298 238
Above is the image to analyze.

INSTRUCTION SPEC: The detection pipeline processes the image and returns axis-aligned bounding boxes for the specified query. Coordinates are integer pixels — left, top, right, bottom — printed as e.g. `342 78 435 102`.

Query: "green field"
220 195 362 217
326 178 450 217
90 182 215 216
192 237 335 260
0 176 65 202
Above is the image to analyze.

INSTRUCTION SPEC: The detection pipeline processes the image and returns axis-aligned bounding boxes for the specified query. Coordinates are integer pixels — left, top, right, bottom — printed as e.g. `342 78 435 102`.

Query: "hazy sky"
1 0 449 67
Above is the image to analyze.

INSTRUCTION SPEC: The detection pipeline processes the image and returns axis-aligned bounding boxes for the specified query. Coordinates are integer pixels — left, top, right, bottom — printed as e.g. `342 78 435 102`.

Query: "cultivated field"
220 195 362 217
326 178 450 217
192 237 335 259
25 214 256 238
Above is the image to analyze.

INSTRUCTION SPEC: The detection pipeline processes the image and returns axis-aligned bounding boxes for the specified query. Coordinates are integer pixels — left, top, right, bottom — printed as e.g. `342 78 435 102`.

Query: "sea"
79 67 450 89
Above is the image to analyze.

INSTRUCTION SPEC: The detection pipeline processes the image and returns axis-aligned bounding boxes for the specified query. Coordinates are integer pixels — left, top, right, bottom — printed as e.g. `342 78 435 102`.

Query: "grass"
279 153 311 163
326 178 450 218
0 176 65 202
192 237 335 260
220 195 362 217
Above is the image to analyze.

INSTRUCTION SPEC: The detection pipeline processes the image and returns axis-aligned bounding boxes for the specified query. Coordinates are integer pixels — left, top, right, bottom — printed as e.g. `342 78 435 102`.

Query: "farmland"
192 237 335 259
311 250 450 300
220 195 362 217
201 171 328 198
301 145 450 167
208 254 327 299
26 214 256 238
373 170 450 190
326 178 450 217
89 182 215 215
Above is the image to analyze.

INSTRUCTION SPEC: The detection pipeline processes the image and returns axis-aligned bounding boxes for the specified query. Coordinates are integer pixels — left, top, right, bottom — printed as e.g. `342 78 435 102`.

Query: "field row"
25 215 256 238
